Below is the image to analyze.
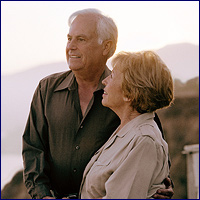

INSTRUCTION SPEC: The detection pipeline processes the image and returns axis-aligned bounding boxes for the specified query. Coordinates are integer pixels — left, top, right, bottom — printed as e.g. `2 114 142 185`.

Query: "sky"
1 1 199 76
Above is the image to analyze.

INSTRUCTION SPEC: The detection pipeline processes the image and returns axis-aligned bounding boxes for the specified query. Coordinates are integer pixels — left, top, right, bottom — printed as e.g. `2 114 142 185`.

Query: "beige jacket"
79 112 169 199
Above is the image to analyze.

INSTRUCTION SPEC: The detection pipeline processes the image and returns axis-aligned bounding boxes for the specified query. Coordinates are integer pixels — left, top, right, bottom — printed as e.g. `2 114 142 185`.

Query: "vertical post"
182 144 199 199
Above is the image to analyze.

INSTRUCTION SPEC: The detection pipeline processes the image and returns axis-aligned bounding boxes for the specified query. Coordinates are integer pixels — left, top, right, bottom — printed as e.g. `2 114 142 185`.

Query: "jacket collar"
103 112 155 150
116 112 155 138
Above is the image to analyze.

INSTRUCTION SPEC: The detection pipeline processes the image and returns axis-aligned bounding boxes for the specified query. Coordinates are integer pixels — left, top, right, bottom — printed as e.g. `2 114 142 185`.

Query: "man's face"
66 14 104 73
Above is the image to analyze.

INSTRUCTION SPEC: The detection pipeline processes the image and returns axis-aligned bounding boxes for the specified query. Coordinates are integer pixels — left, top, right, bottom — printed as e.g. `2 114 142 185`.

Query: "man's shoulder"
38 70 73 92
39 70 72 85
40 70 72 82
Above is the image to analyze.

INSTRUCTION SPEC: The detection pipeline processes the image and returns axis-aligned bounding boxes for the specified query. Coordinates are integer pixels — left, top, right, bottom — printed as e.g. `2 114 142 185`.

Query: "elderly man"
22 8 174 199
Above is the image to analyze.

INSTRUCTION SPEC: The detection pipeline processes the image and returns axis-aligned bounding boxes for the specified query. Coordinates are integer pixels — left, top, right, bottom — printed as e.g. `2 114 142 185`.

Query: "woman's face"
102 68 126 111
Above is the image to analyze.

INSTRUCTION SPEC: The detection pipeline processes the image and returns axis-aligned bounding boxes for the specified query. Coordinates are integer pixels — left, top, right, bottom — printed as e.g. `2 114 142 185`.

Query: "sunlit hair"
112 51 174 113
68 8 118 58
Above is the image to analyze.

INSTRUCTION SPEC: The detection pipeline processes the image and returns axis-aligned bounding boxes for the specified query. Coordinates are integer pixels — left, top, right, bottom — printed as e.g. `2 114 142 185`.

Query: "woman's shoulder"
135 122 168 150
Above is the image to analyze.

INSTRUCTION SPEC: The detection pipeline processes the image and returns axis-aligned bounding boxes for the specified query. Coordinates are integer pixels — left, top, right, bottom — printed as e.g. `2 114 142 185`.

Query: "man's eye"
78 38 85 41
68 37 72 41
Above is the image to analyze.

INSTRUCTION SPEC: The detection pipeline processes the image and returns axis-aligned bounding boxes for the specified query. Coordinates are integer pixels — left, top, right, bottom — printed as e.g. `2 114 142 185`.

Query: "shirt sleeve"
102 136 161 199
22 81 52 199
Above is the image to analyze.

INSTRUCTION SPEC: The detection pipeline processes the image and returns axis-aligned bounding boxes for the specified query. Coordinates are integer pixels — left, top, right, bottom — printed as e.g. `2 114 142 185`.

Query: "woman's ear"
102 40 112 56
123 96 131 102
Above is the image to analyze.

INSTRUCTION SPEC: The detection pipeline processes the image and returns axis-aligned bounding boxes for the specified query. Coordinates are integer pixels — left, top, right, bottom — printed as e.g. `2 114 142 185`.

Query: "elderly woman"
79 51 174 199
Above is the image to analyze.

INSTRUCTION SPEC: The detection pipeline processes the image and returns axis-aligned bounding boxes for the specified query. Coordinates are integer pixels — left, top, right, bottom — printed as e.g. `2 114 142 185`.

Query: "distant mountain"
155 43 199 82
1 43 199 155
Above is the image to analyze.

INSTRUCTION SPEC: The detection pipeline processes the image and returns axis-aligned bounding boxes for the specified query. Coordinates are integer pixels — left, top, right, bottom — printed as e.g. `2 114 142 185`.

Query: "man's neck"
74 66 105 90
73 66 105 116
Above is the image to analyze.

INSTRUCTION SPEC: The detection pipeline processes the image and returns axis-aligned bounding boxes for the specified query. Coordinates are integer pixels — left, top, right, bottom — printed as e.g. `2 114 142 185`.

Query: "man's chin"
69 65 84 71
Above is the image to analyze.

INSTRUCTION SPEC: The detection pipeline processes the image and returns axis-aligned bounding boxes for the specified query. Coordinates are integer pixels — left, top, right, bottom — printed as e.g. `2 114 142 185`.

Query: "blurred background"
1 1 199 199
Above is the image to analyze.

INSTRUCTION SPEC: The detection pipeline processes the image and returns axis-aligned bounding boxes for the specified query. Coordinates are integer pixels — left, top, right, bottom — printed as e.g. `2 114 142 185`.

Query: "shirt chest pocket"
95 159 111 166
89 158 111 175
86 159 112 192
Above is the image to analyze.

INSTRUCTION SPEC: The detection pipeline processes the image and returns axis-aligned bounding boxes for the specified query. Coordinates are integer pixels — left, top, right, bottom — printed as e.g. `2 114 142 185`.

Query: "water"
1 154 23 189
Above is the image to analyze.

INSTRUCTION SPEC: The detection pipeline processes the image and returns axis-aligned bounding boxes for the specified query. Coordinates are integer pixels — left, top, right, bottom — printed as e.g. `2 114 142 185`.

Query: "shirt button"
80 125 83 129
73 168 77 173
75 145 80 150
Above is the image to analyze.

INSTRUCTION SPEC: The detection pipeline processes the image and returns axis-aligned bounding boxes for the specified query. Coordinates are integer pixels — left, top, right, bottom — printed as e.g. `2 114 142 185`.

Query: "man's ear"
102 40 113 56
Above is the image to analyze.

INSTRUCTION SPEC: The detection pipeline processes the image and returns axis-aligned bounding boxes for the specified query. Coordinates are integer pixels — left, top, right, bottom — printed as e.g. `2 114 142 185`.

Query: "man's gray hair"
68 8 118 59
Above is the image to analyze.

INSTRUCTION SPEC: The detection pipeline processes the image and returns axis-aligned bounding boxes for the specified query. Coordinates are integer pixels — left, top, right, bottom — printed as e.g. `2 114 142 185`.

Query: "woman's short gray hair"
112 51 174 113
68 8 118 58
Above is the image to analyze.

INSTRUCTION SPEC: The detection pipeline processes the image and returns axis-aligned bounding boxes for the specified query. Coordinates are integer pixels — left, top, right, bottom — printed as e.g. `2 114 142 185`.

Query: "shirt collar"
95 66 111 92
54 66 111 92
54 71 76 92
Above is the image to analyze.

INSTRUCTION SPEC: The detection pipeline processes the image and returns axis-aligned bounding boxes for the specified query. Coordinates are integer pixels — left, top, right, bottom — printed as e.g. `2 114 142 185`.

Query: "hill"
1 61 67 155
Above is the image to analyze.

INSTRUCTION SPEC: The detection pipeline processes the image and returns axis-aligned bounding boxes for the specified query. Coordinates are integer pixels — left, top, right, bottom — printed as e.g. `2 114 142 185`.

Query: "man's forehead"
68 15 98 37
71 14 98 28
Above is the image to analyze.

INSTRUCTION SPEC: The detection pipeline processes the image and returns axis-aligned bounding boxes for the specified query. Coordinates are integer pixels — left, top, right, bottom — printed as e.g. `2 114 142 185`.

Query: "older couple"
23 8 174 199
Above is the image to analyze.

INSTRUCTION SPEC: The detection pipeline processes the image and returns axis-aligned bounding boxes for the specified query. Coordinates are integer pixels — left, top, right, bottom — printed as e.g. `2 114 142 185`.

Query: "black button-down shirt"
22 67 120 199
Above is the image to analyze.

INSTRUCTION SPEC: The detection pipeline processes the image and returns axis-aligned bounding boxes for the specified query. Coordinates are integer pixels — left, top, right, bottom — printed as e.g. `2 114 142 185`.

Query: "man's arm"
153 113 174 199
22 82 52 199
152 177 174 199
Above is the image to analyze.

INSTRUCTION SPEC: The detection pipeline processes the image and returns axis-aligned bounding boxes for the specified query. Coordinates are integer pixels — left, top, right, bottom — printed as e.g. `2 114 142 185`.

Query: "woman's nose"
102 76 108 86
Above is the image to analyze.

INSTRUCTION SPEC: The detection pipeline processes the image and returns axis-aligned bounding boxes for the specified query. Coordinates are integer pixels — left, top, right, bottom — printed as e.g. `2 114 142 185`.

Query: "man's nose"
67 39 77 50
